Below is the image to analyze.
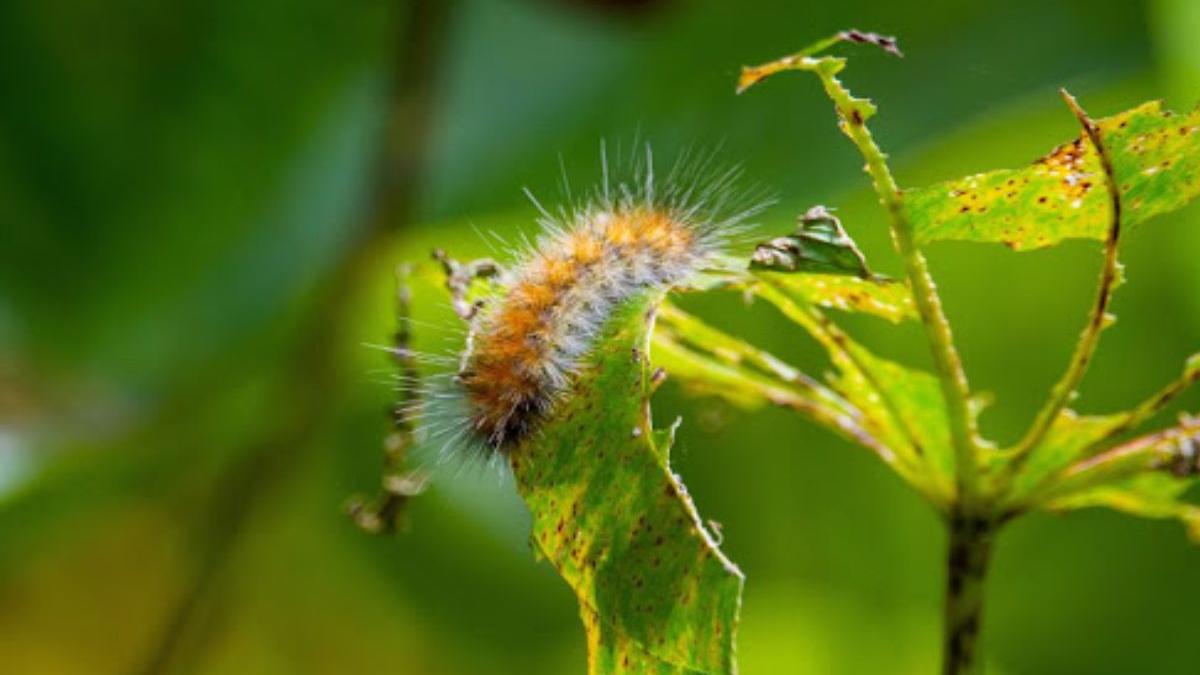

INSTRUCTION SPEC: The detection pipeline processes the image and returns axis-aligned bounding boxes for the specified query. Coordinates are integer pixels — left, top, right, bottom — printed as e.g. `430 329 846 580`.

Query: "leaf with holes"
508 289 743 675
744 206 916 324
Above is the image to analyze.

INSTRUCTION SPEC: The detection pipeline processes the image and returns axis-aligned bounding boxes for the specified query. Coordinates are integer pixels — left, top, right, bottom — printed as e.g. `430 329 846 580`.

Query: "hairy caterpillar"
412 146 767 459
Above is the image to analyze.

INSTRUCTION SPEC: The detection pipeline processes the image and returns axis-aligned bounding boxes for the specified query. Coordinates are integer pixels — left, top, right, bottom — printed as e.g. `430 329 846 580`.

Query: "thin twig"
346 263 430 534
1086 353 1200 449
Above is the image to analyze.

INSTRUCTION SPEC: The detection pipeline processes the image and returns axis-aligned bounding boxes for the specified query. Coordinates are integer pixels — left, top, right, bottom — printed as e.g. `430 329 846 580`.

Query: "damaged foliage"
386 29 1199 675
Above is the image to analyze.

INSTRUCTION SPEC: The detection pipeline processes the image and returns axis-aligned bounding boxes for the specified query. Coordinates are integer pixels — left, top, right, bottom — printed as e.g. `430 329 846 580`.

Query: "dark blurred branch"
345 263 430 534
368 0 452 234
136 1 456 673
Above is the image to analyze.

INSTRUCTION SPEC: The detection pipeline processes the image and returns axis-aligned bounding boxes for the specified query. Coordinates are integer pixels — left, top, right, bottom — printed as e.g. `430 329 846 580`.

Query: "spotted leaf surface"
754 272 916 324
906 101 1200 250
509 290 743 675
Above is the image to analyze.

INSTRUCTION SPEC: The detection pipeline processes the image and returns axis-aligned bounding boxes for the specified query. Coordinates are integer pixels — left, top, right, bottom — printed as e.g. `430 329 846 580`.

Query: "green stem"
830 80 980 499
740 52 981 499
739 41 996 674
942 513 996 675
1004 91 1124 479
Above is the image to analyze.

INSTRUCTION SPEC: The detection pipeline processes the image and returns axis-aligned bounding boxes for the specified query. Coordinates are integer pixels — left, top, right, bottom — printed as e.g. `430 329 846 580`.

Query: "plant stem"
739 41 996 672
1004 91 1124 478
942 513 995 675
741 53 981 498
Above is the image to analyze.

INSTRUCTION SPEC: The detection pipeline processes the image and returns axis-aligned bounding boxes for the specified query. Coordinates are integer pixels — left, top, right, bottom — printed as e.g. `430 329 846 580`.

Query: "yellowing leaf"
1047 473 1200 542
907 101 1200 250
756 273 917 324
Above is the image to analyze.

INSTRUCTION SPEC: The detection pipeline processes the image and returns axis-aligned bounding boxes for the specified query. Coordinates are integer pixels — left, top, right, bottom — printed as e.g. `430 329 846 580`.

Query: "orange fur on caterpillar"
415 146 767 458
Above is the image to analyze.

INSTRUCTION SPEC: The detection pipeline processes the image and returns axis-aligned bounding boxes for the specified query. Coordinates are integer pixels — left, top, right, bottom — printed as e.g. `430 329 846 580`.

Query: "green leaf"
750 280 955 505
744 205 916 324
1047 472 1200 542
829 342 957 501
1003 410 1126 502
509 290 743 675
1032 412 1199 500
1005 353 1200 509
750 205 874 277
906 101 1200 250
650 303 895 460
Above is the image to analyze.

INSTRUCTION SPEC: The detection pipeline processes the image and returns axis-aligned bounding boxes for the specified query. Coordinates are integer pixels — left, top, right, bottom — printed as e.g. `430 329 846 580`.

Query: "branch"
346 263 430 534
1091 352 1200 446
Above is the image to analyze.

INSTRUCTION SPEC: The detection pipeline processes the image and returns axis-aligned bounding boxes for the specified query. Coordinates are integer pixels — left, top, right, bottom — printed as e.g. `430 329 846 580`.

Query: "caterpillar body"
417 148 765 458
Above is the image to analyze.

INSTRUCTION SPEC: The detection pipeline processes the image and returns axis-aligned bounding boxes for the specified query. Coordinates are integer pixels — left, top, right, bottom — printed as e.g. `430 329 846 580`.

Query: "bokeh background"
2 0 1199 673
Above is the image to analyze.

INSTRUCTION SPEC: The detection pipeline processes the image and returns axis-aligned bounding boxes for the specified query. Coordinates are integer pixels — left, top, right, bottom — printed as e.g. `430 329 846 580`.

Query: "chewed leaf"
907 101 1200 250
755 273 916 324
751 205 873 277
510 290 743 675
582 605 708 674
1047 473 1200 542
742 208 915 323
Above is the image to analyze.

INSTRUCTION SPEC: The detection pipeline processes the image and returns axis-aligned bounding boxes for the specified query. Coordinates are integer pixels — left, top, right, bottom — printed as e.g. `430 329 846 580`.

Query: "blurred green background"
1 0 1198 673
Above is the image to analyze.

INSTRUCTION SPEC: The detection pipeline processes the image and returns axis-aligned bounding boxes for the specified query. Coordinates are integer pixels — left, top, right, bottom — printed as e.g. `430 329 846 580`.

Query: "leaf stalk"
1003 90 1124 484
739 45 982 502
